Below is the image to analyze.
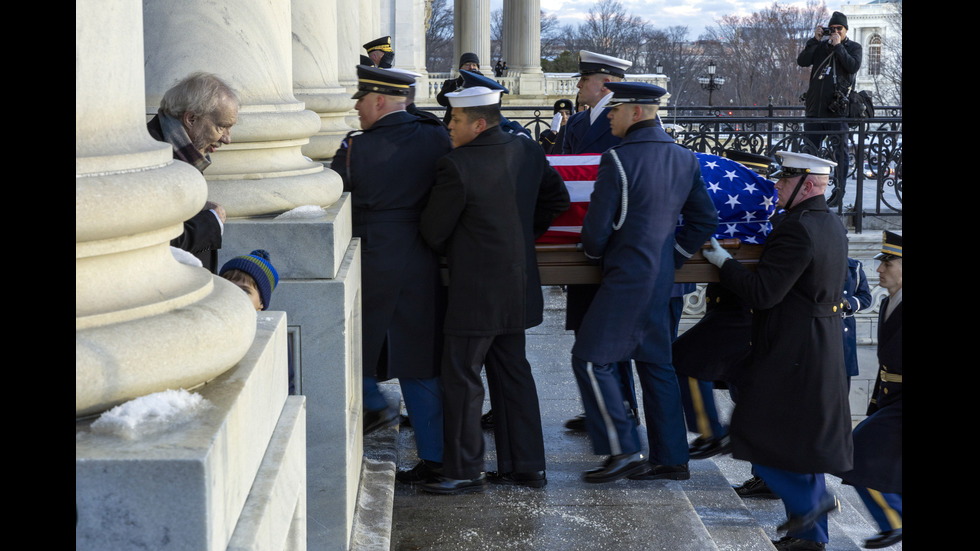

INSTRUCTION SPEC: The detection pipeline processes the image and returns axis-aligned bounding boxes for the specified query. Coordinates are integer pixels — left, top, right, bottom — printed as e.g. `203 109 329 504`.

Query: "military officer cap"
459 69 509 94
723 149 777 176
770 150 836 178
363 36 393 54
446 86 502 108
351 65 414 99
553 98 574 113
576 50 633 78
605 82 667 107
874 230 903 261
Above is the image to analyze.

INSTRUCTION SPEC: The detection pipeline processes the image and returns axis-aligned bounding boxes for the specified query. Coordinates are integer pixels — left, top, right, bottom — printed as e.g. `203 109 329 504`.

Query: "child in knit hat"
219 249 279 311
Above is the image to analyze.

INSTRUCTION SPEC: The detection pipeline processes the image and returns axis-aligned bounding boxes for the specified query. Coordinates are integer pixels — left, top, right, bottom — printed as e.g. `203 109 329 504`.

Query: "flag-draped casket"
534 152 776 283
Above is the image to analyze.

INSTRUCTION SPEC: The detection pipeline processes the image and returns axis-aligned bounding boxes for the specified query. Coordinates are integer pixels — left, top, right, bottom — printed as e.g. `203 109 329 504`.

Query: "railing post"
854 119 867 233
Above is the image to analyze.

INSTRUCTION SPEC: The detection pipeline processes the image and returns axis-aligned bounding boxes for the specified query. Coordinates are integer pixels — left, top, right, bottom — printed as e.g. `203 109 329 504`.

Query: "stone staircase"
351 287 900 551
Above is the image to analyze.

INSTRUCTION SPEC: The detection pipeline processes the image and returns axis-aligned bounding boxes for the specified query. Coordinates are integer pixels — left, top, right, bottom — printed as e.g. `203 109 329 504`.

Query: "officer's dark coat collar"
460 124 513 148
618 119 674 144
363 108 444 132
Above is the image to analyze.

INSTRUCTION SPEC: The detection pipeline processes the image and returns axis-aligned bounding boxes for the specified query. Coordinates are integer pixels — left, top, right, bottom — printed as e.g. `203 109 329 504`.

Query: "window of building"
868 35 882 76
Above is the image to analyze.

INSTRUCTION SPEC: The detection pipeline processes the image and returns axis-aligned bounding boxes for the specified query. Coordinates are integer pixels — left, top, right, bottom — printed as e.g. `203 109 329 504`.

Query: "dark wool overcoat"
330 110 452 379
839 297 902 493
719 194 853 473
420 126 569 336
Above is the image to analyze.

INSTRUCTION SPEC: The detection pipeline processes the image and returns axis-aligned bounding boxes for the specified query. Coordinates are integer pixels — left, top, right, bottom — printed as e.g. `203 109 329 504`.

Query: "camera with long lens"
827 90 849 114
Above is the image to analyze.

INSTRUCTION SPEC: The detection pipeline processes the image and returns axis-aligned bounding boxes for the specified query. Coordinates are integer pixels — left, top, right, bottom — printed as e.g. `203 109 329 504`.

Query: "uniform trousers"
363 375 443 463
679 376 727 439
572 356 689 465
753 463 831 543
614 294 686 423
805 119 849 191
442 332 546 479
855 487 902 535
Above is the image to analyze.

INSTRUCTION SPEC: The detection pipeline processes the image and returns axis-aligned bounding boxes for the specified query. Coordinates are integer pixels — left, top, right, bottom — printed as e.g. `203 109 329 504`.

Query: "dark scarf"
151 111 212 173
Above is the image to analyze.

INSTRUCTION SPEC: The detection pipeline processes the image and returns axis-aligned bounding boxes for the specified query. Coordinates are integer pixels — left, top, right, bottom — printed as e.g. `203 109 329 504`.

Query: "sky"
491 0 853 40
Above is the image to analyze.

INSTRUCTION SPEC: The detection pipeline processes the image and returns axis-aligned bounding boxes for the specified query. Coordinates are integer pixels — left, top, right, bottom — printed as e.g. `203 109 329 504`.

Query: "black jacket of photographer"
797 35 862 118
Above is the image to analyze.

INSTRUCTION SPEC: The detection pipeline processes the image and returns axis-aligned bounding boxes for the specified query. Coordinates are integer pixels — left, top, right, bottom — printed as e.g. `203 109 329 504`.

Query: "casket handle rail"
532 238 762 285
439 238 761 286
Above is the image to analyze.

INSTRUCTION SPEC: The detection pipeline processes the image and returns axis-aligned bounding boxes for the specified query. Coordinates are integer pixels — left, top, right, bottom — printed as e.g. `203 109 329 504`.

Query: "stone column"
361 0 381 60
390 0 431 99
336 0 362 128
293 0 357 161
454 0 491 75
76 0 257 418
143 0 343 218
504 0 545 97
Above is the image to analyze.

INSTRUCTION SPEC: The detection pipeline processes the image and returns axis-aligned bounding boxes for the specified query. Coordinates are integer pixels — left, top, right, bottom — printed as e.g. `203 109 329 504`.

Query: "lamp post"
697 60 725 106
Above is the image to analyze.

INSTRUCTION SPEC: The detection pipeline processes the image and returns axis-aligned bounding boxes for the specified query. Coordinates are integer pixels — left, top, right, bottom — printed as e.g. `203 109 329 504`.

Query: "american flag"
538 152 777 244
537 154 601 244
693 152 776 244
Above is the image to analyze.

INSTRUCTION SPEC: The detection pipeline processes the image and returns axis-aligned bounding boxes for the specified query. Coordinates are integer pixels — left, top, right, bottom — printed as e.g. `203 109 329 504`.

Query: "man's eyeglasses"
829 25 844 31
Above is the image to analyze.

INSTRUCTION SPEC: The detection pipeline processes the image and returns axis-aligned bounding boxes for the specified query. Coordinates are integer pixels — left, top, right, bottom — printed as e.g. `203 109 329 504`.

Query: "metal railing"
420 104 902 233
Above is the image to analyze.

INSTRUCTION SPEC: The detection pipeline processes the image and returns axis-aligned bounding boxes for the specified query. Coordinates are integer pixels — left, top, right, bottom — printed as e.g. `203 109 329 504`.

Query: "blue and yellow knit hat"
220 249 279 311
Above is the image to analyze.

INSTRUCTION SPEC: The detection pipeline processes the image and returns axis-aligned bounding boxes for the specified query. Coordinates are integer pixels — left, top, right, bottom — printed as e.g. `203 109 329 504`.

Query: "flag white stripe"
564 181 595 202
547 154 602 166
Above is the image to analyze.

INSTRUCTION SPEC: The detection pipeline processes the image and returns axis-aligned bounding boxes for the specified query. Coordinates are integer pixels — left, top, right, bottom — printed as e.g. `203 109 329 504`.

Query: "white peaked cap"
446 86 502 108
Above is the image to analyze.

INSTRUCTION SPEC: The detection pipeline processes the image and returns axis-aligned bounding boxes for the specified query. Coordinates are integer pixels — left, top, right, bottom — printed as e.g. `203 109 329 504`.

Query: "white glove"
551 113 563 132
702 237 732 268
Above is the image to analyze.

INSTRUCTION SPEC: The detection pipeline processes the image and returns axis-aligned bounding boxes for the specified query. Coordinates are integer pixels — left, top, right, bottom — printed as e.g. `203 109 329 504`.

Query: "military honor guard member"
559 50 640 434
838 231 902 549
561 50 632 155
703 151 853 551
363 35 394 68
329 65 453 484
418 82 569 495
571 82 717 483
387 67 447 128
538 98 574 154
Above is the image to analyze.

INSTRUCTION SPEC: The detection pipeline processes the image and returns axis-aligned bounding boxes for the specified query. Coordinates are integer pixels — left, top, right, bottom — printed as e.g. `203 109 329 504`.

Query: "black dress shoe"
419 473 487 495
564 413 587 432
733 474 779 499
396 459 442 484
481 409 494 430
583 452 650 483
363 407 399 435
628 463 689 480
688 434 731 460
487 470 547 488
772 536 825 550
864 528 901 549
778 493 839 533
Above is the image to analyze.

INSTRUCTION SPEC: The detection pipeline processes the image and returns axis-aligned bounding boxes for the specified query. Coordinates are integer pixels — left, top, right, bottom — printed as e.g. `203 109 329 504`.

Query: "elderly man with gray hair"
147 72 239 271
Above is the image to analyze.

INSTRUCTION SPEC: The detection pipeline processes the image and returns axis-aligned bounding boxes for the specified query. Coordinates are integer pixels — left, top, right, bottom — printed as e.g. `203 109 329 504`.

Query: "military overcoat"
330 110 452 379
560 108 620 156
839 297 902 492
420 126 568 336
719 194 853 473
573 123 717 365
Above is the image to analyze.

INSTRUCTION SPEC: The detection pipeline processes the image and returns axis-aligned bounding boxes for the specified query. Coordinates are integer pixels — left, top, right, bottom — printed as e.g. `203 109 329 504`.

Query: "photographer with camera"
797 11 862 208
